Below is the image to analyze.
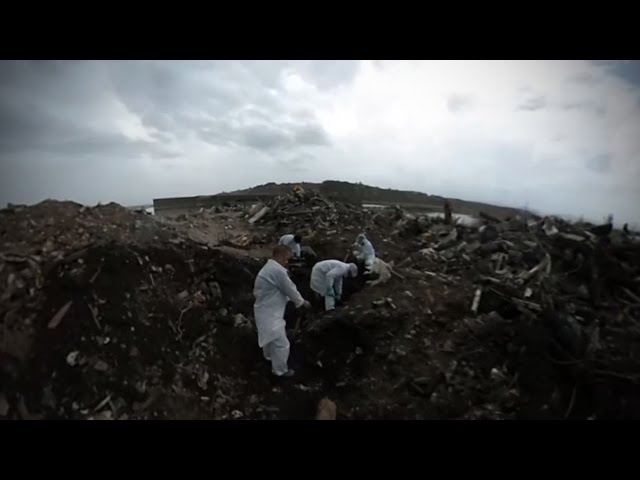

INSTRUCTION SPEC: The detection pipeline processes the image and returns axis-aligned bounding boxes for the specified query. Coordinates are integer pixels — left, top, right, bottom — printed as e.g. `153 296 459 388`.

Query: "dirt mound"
0 200 182 385
0 200 179 259
248 190 372 233
2 242 263 419
3 194 640 420
0 200 373 420
247 193 640 419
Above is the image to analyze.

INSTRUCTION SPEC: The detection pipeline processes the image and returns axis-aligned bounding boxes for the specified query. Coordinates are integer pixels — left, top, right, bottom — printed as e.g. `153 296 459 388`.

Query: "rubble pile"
163 207 272 251
2 194 640 420
0 201 277 419
0 200 182 376
16 242 271 420
0 200 180 258
337 213 640 419
248 191 372 232
249 192 640 419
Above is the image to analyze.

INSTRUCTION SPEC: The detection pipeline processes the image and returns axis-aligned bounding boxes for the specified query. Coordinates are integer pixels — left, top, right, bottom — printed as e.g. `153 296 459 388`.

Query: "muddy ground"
1 194 640 420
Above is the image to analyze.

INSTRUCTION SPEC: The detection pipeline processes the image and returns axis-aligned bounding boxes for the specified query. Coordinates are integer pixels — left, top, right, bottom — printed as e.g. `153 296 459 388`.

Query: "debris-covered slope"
1 194 640 420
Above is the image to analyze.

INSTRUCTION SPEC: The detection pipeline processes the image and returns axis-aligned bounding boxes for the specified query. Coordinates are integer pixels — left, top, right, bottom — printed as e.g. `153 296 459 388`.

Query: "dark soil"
3 196 640 420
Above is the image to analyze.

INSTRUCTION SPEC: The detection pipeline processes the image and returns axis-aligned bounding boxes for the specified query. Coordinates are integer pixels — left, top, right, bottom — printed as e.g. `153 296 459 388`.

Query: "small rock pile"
378 212 640 418
248 191 372 231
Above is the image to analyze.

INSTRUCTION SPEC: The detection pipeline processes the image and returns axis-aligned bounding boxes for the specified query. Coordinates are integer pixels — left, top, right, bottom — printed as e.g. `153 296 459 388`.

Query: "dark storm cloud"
186 99 330 151
0 60 348 210
239 121 330 151
0 89 174 160
600 60 640 87
196 116 330 151
241 124 292 151
0 60 339 163
103 60 333 151
0 97 70 153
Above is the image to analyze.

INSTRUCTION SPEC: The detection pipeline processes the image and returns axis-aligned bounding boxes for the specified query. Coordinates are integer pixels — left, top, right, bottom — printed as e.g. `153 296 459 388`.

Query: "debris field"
1 192 640 420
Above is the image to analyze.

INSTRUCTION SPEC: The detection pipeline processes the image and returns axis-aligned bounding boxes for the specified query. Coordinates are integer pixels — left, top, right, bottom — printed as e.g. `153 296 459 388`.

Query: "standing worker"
253 245 311 378
444 200 452 225
352 233 375 274
278 233 302 258
293 184 305 203
310 260 358 311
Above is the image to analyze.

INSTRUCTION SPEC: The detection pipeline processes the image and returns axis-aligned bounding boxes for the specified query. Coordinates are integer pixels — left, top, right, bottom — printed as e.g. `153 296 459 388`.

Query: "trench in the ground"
19 240 640 419
25 242 373 420
204 232 378 419
244 259 373 419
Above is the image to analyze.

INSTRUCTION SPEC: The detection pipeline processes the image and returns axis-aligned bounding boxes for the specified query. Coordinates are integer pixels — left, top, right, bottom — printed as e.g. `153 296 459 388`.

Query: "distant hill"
223 180 524 219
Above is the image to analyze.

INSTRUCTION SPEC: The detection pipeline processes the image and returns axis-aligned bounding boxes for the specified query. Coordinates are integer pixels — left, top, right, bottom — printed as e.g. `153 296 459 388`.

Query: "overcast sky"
1 60 639 225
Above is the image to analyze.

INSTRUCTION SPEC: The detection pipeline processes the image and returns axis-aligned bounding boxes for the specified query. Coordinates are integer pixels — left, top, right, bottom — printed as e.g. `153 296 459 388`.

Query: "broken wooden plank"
94 393 113 412
248 206 270 224
470 287 483 314
479 275 504 285
90 262 103 284
510 297 542 312
622 287 640 304
285 210 316 216
48 300 73 329
88 303 101 330
519 253 551 282
559 233 586 243
62 245 93 264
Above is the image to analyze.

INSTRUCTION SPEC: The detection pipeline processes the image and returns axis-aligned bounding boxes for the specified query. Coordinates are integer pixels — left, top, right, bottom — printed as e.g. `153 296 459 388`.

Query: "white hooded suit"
310 260 357 311
253 259 304 375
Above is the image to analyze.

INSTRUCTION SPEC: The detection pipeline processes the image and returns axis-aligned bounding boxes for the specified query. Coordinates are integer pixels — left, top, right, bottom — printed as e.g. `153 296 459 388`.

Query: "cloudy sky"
1 60 639 225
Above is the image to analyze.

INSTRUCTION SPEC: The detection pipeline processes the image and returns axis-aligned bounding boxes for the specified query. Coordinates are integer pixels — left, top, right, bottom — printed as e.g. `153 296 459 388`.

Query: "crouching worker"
352 233 375 274
253 245 311 378
278 233 302 258
310 260 358 311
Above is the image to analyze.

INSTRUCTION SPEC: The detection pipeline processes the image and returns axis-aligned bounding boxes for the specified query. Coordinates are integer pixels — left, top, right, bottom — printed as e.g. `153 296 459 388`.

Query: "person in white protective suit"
352 233 376 274
253 245 311 378
278 233 302 258
310 260 358 311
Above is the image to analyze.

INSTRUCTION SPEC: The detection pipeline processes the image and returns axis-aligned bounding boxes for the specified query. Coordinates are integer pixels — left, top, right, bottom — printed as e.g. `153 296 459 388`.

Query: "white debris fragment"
490 368 507 382
470 288 483 314
66 351 80 366
197 371 209 390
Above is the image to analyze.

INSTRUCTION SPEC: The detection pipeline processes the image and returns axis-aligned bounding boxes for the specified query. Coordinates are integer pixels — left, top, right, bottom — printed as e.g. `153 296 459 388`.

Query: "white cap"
348 263 358 277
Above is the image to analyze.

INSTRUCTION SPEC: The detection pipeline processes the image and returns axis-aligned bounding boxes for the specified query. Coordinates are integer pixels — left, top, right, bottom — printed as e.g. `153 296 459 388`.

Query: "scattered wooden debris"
47 300 73 329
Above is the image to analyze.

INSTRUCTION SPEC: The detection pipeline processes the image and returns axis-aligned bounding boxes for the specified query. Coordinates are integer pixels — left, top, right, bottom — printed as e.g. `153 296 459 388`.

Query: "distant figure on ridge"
444 200 453 225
